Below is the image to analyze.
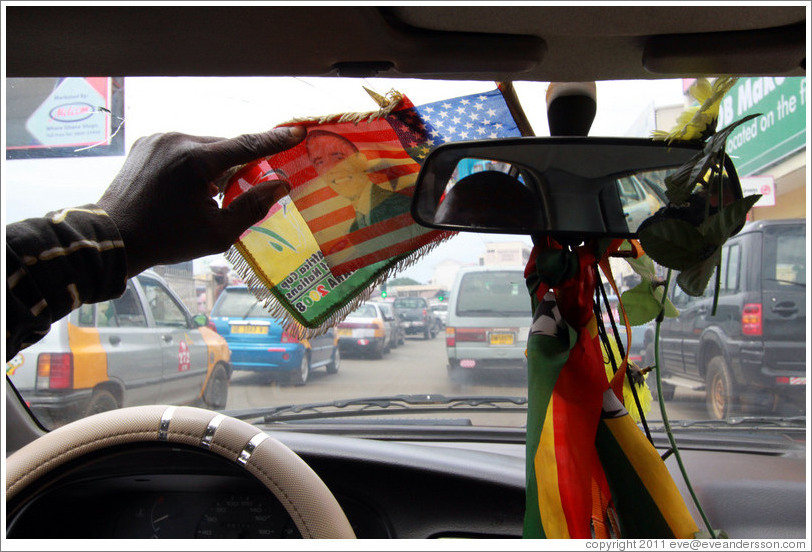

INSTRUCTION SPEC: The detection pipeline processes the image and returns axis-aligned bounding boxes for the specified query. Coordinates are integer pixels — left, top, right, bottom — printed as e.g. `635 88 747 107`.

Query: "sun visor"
643 23 806 76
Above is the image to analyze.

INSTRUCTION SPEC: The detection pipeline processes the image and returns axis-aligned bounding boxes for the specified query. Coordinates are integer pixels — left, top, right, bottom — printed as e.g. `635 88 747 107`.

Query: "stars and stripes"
388 89 521 162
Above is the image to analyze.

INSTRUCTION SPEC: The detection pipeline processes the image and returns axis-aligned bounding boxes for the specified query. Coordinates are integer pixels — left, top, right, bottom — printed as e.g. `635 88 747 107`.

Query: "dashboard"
6 429 806 539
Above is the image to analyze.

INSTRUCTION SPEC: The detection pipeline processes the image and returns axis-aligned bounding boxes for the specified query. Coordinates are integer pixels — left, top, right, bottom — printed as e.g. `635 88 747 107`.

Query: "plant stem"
655 269 718 538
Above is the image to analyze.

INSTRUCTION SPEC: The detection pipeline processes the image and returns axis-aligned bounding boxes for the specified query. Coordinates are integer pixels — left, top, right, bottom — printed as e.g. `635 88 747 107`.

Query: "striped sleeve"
6 205 128 361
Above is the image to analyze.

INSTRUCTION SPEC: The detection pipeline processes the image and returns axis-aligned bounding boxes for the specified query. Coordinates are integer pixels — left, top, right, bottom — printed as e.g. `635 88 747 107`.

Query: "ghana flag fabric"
221 88 521 336
523 238 698 539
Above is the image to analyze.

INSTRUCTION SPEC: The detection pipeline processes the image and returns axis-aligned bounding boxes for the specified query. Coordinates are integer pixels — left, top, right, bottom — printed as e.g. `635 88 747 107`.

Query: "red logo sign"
178 341 191 372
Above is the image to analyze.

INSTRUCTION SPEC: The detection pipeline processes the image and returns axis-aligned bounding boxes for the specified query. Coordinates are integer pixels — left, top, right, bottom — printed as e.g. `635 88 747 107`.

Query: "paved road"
226 333 709 425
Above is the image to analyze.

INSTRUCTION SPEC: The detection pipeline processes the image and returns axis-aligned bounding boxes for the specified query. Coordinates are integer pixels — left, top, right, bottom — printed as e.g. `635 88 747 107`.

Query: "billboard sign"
6 77 125 159
740 176 776 207
716 77 806 176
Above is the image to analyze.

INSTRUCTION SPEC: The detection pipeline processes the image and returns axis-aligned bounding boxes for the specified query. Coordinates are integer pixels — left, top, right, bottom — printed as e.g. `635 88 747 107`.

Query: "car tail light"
446 327 455 347
455 328 488 342
776 376 806 385
742 303 763 336
206 321 217 332
281 331 299 344
37 353 73 390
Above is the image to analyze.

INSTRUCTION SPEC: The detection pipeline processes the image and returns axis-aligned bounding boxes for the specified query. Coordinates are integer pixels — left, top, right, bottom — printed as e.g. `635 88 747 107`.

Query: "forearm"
6 206 128 361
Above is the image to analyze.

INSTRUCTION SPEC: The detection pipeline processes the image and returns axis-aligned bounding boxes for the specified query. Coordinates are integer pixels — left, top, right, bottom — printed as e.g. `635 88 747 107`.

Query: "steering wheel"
5 405 356 539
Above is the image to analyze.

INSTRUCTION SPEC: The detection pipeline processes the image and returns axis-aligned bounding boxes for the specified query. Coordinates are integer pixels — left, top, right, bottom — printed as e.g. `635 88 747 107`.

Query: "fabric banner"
223 88 521 335
522 240 699 539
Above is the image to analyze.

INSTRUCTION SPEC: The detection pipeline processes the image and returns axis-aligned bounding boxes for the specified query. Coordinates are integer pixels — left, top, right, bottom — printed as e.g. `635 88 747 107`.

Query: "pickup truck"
6 270 232 428
392 296 437 340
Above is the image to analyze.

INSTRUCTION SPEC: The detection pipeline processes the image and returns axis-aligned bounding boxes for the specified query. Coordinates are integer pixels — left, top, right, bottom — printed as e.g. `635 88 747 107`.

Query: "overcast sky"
3 77 686 283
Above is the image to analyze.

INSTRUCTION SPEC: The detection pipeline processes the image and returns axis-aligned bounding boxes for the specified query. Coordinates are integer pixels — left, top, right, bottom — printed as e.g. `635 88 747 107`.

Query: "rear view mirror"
411 137 741 239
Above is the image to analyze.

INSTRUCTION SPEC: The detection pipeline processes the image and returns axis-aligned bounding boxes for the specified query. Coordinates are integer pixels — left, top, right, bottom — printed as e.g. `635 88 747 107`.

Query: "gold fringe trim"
281 89 405 126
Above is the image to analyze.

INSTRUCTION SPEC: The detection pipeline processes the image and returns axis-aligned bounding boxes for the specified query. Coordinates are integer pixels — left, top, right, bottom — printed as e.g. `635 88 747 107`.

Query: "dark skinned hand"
98 126 306 278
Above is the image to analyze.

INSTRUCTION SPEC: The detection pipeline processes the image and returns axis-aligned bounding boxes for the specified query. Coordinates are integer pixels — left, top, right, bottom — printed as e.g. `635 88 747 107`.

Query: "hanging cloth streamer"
522 237 699 539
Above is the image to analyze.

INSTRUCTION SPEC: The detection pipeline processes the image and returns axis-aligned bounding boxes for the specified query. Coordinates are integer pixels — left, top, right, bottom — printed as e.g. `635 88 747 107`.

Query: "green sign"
716 77 806 176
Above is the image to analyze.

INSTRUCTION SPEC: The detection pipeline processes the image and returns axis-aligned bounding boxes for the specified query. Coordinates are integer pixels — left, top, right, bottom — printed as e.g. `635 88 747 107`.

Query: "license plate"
489 333 515 345
338 328 353 337
232 325 267 334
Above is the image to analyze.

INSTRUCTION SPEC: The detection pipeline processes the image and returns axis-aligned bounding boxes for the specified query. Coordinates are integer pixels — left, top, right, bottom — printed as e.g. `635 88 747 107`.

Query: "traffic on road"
226 330 710 425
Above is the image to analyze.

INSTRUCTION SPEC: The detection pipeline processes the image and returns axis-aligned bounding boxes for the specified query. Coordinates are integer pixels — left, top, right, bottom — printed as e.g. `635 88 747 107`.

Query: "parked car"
445 267 532 380
6 271 232 427
5 5 806 542
656 219 806 419
336 302 393 358
210 285 339 385
392 296 436 339
375 301 405 347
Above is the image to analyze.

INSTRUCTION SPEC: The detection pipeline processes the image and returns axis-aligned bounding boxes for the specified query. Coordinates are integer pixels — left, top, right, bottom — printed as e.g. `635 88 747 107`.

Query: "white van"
445 266 532 379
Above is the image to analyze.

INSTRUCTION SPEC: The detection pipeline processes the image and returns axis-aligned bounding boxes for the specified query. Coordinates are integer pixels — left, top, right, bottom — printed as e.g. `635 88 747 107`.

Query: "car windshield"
4 76 807 436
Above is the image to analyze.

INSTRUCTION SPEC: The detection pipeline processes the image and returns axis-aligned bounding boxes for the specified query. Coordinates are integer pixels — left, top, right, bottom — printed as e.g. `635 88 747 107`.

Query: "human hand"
98 127 306 278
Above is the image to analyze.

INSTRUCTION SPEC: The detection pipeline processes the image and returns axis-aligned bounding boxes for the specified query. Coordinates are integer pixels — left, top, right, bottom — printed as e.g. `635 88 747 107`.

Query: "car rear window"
456 271 530 317
211 289 263 318
394 298 425 309
763 225 805 290
348 305 377 318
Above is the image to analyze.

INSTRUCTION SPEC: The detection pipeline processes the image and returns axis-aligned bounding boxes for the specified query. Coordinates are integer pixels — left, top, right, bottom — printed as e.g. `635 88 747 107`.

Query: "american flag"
388 89 522 162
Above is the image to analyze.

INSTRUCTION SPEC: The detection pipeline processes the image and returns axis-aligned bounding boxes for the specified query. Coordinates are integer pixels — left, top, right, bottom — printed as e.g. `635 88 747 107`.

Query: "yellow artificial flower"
653 77 738 143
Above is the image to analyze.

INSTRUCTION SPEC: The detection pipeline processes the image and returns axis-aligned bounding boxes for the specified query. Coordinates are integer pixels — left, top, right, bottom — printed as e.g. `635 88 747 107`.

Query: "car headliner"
5 5 806 81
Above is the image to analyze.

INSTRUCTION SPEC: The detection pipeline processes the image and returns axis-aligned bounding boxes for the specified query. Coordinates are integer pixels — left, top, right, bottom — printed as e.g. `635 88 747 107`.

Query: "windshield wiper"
227 394 528 424
652 415 806 430
764 278 805 288
242 301 261 319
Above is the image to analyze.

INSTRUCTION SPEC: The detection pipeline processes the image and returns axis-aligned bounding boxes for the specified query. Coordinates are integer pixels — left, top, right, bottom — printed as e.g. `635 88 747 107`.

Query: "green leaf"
638 218 706 271
663 113 761 206
624 251 658 281
677 247 722 296
621 281 680 326
653 285 680 318
621 281 662 326
704 114 761 155
683 115 761 197
699 194 762 245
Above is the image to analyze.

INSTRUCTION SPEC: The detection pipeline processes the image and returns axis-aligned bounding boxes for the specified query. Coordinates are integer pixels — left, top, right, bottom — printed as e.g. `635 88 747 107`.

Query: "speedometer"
195 494 300 538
